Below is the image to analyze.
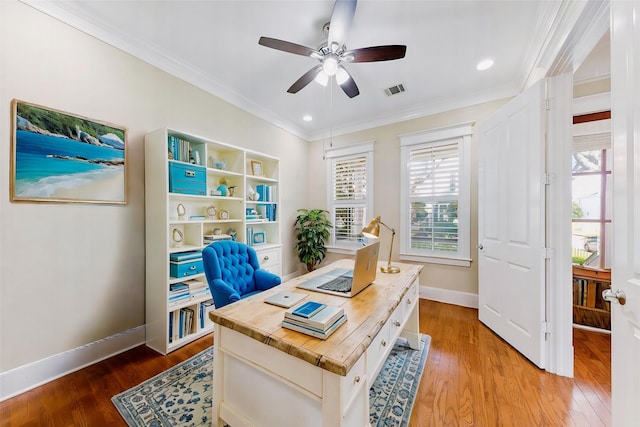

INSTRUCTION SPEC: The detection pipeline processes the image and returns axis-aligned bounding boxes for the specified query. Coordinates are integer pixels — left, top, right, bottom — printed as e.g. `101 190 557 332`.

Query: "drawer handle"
189 265 196 270
393 320 401 327
381 339 387 347
353 375 360 384
263 255 270 261
185 170 195 177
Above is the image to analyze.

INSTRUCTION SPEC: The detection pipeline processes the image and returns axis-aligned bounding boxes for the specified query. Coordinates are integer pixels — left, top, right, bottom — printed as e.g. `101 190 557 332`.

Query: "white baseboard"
419 286 479 309
0 325 145 402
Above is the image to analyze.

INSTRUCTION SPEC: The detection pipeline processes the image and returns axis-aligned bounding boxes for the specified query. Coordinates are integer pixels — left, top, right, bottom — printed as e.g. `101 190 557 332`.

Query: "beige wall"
306 99 510 295
0 1 307 372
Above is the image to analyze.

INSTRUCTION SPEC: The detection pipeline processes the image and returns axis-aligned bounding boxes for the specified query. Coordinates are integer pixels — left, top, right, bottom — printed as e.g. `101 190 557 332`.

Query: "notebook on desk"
296 241 380 297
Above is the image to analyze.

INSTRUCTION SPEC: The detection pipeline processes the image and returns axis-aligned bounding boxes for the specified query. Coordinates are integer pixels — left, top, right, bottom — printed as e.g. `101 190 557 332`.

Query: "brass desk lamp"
362 216 400 273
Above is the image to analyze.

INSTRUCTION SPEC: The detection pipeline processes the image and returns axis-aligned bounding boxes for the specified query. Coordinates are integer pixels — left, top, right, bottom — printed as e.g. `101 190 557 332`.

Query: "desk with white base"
209 260 422 427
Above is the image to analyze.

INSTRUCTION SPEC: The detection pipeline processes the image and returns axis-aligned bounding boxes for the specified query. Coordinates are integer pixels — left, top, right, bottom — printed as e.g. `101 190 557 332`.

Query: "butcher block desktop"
209 259 422 427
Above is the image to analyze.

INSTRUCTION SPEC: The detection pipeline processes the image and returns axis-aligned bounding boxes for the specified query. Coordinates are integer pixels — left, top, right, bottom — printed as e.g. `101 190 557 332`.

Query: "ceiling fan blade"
258 37 317 57
287 64 323 93
348 45 407 63
328 0 357 49
338 67 360 98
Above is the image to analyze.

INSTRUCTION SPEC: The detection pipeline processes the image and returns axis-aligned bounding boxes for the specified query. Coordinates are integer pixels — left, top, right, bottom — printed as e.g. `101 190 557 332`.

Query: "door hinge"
545 98 552 110
543 247 554 259
544 173 553 185
543 321 551 337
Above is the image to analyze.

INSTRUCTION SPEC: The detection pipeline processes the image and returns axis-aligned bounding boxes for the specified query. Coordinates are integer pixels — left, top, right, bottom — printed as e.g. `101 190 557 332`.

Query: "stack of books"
184 279 211 300
282 301 346 340
169 282 190 306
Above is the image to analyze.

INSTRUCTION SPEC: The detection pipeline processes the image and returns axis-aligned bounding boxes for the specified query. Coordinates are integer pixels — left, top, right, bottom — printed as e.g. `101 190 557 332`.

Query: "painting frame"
10 99 127 204
250 160 263 176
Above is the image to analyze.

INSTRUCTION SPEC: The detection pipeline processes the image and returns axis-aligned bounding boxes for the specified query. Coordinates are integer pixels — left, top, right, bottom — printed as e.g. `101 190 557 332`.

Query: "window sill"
399 253 472 267
326 245 360 255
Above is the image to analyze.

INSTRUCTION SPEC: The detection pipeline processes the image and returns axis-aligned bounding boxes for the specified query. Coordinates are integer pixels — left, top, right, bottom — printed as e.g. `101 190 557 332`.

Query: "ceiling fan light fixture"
323 55 339 76
341 51 355 62
310 51 324 60
336 66 350 85
314 71 329 86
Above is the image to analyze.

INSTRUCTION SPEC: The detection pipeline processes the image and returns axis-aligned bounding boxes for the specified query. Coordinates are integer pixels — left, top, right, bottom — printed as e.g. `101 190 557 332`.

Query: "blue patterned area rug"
112 334 430 427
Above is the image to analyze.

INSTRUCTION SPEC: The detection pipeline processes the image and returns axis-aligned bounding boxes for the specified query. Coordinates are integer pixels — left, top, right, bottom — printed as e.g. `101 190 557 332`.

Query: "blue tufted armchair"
202 240 281 309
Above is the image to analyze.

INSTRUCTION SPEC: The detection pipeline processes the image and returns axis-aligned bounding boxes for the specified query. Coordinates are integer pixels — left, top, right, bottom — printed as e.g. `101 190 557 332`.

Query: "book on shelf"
169 282 190 305
284 305 344 331
169 307 195 342
256 184 277 203
282 314 347 340
288 301 327 319
199 299 215 328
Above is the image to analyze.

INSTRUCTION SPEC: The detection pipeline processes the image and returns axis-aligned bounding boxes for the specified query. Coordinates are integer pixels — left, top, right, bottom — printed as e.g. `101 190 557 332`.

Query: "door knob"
477 244 484 250
602 288 627 305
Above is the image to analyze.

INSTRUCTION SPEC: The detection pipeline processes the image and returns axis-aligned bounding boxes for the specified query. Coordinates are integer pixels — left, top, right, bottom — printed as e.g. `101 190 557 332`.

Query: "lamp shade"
362 216 381 238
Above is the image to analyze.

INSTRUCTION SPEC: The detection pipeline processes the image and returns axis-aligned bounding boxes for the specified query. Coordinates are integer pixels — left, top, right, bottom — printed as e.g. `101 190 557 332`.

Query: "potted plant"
294 209 333 271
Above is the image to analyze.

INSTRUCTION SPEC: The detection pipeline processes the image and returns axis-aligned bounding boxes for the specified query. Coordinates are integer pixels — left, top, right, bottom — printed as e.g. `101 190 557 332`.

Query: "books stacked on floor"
169 307 195 342
282 301 346 340
169 282 190 306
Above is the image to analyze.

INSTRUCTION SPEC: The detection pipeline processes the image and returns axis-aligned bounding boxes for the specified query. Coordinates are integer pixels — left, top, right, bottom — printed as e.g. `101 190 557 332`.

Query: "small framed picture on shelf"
250 160 263 176
252 231 266 245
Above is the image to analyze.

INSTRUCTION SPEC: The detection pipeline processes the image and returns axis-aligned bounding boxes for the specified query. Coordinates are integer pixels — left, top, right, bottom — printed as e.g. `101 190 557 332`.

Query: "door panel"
478 80 546 368
611 1 640 424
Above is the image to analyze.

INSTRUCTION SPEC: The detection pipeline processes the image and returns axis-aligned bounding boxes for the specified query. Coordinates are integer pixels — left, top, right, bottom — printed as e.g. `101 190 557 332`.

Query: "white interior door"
610 1 640 424
478 80 546 368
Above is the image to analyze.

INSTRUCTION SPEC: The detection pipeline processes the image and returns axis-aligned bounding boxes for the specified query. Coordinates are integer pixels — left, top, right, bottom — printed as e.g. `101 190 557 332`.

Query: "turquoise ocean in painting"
14 130 124 198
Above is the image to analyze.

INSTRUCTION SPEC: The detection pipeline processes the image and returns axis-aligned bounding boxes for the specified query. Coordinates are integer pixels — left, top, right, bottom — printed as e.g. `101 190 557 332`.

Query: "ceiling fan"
258 0 406 98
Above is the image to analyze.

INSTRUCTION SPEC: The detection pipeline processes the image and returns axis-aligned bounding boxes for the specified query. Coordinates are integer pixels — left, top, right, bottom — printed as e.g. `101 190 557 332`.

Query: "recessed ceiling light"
476 59 494 71
303 115 313 122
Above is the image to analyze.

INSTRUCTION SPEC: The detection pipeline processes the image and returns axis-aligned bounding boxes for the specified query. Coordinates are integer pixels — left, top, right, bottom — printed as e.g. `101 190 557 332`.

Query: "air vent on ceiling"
384 83 406 96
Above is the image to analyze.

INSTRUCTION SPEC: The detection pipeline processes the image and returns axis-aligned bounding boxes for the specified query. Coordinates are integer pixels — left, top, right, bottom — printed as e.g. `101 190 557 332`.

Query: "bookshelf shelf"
145 128 282 354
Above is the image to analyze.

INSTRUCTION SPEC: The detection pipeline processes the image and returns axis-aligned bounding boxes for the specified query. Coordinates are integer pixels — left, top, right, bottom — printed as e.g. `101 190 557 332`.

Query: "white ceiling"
25 0 579 140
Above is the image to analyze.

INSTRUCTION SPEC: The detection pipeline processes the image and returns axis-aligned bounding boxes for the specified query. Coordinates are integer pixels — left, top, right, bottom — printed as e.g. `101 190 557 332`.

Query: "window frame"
399 123 472 267
325 141 374 253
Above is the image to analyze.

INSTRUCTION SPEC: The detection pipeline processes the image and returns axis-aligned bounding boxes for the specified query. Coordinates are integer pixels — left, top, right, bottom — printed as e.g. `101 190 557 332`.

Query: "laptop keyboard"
317 275 353 293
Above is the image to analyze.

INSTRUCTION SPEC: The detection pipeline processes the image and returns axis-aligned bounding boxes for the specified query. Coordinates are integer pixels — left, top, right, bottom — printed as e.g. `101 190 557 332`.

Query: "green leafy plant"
294 209 333 272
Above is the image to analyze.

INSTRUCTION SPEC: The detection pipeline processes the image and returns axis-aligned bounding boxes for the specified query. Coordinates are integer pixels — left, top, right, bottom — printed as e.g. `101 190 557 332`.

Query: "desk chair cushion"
203 240 281 308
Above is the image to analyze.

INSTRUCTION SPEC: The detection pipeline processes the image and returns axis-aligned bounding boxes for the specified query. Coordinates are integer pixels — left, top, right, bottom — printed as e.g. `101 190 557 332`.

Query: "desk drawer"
341 353 366 410
366 321 390 381
255 247 281 275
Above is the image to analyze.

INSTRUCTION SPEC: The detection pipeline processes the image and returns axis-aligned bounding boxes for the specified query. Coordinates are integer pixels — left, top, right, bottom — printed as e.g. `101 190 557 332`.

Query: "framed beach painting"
10 100 127 204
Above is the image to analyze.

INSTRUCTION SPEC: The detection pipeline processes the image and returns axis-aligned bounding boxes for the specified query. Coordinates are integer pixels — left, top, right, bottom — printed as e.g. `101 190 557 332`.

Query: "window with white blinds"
326 142 374 248
400 124 471 266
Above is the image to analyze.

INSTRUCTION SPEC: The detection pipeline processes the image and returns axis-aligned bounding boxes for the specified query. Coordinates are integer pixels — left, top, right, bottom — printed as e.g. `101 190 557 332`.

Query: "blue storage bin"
169 162 206 195
170 258 204 278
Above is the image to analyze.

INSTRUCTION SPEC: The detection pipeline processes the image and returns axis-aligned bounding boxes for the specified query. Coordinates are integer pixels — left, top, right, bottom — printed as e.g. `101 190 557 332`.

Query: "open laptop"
296 241 380 297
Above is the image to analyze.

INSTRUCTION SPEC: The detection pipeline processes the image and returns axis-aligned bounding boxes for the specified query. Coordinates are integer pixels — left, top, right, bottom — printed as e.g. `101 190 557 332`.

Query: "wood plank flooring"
0 300 610 426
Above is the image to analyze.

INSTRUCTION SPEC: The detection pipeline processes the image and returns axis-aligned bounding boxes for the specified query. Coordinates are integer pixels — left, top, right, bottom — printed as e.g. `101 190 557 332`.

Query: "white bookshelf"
145 128 282 354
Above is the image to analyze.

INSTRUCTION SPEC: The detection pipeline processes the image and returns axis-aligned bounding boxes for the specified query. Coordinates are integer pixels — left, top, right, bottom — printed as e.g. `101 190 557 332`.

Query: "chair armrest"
254 269 282 291
210 279 240 308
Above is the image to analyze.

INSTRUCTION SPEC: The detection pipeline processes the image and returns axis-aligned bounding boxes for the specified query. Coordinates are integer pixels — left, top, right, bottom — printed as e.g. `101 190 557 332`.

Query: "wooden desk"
209 260 422 427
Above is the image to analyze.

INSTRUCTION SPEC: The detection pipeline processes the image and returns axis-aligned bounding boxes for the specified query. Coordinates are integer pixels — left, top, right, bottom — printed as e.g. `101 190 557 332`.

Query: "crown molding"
18 0 311 140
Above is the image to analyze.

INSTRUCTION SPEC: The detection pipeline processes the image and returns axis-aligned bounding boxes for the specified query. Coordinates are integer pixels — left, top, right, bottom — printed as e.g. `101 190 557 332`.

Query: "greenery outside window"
399 124 472 266
326 142 374 251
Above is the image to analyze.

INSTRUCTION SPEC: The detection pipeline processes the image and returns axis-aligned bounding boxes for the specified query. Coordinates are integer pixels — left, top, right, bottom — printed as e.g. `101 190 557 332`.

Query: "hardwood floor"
0 300 610 426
